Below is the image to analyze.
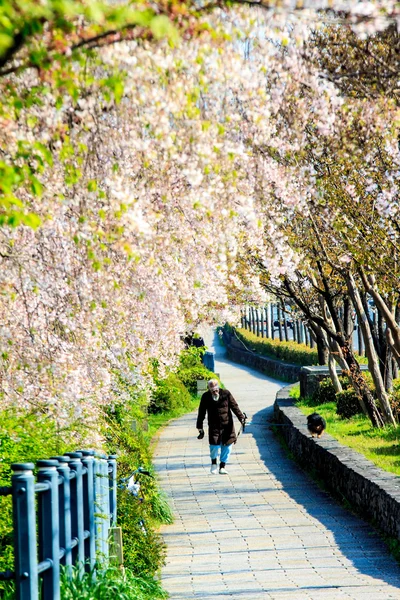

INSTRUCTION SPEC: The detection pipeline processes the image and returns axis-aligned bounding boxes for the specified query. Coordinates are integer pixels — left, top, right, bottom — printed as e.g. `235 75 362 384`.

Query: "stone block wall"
222 328 302 383
274 386 400 541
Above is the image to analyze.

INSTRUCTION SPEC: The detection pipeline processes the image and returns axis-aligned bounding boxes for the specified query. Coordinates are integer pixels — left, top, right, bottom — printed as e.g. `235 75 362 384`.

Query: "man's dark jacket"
196 388 245 446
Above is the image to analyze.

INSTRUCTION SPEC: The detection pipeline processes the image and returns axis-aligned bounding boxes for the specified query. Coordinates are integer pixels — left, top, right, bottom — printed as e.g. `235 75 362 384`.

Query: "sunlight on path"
154 331 400 599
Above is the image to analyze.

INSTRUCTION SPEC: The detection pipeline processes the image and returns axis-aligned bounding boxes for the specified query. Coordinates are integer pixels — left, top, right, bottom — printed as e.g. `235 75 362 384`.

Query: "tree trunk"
384 346 393 392
314 330 329 365
360 271 400 368
296 320 301 345
309 329 315 348
341 342 384 427
347 273 396 426
281 301 289 342
280 274 383 428
328 351 342 393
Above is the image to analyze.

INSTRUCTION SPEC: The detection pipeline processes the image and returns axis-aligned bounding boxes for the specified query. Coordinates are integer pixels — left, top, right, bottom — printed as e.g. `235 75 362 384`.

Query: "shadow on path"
250 401 400 587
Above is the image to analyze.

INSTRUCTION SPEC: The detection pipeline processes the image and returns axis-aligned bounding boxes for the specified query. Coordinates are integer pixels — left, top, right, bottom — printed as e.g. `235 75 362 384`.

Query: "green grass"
60 563 167 600
295 395 400 476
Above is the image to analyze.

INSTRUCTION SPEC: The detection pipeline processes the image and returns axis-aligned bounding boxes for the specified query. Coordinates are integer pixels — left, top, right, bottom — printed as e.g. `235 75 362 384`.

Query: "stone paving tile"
155 330 400 599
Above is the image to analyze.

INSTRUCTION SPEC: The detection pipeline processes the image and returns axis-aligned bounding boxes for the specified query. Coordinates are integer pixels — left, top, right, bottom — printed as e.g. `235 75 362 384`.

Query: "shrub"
149 373 192 414
117 487 167 575
336 389 363 419
312 378 337 404
176 365 217 395
231 326 319 366
389 378 400 421
0 410 79 586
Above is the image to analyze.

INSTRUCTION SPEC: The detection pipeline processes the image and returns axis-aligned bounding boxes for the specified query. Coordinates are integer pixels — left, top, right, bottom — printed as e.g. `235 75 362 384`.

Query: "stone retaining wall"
274 386 400 541
222 328 302 383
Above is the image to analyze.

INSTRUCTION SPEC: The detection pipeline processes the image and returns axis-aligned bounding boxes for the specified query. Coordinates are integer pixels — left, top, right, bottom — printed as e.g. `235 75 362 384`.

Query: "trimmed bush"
149 373 192 414
312 378 338 404
177 366 218 395
233 327 319 366
336 389 363 419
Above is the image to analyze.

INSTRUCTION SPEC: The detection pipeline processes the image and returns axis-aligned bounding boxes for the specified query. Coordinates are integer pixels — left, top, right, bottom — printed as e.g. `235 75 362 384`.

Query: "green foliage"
0 344 209 593
116 486 167 576
60 562 167 600
178 346 206 369
0 409 80 583
312 378 338 404
149 372 192 414
289 383 300 399
176 365 217 395
389 379 400 421
233 327 319 366
175 346 218 394
336 388 363 419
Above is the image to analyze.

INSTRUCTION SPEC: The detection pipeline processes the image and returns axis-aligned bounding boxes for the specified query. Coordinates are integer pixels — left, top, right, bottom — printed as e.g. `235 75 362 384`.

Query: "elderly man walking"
196 379 246 475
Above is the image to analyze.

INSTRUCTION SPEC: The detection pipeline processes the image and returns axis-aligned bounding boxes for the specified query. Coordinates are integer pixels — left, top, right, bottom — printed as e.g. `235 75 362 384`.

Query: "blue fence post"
51 456 72 573
93 453 102 557
11 463 38 600
37 459 60 600
203 351 215 372
66 452 85 569
80 451 96 571
100 456 110 559
108 455 117 527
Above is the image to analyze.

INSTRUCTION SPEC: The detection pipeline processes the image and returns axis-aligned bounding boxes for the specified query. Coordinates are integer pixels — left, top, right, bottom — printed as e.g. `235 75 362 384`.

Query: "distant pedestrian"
196 379 245 475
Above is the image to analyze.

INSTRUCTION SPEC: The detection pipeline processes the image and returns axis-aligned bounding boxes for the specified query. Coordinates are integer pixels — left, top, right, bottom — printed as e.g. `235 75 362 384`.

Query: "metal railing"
0 450 117 600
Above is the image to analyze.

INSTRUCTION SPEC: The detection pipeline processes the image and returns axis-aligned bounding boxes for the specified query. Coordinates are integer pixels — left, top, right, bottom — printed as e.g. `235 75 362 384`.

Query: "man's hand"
197 428 204 440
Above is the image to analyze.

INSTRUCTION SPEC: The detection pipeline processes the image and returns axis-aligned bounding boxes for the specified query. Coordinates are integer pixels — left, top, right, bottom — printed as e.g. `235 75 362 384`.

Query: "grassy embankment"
291 384 400 476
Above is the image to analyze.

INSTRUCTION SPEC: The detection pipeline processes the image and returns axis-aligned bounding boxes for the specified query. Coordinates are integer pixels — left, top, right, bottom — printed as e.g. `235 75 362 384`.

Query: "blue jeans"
210 444 232 464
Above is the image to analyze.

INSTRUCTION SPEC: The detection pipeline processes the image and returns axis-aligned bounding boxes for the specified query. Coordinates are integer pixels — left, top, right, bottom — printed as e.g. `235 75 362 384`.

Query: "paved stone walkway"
154 332 400 599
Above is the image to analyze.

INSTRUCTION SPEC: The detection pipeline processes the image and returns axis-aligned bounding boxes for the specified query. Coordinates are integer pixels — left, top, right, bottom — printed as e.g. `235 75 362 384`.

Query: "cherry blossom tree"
2 1 400 439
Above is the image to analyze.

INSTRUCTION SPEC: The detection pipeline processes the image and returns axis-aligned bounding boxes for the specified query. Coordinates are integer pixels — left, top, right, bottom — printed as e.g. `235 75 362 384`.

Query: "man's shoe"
219 467 228 475
210 464 218 474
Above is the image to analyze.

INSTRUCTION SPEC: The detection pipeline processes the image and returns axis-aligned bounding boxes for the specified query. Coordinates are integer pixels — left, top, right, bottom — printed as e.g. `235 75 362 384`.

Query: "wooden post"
256 308 260 337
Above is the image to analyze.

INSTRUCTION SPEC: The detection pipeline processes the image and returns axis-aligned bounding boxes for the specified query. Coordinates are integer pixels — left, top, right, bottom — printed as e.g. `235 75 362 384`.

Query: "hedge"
233 327 319 366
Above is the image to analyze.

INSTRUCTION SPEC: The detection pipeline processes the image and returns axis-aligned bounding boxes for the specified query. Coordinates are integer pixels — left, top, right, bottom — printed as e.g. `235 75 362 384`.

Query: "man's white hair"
208 379 219 388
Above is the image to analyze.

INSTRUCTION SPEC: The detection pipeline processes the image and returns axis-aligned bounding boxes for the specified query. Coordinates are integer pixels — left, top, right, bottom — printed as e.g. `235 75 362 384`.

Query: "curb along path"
154 333 400 599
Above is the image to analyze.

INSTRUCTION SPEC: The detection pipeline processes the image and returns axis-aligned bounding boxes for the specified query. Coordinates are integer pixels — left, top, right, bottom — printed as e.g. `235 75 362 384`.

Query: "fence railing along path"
155 331 400 599
0 451 117 600
242 303 367 355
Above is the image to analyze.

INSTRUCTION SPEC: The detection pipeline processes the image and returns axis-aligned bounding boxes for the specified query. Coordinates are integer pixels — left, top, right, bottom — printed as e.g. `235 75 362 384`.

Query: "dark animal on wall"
307 412 326 438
